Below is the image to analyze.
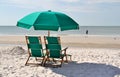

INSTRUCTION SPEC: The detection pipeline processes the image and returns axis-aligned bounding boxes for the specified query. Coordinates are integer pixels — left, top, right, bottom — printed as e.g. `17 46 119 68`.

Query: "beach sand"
0 35 120 77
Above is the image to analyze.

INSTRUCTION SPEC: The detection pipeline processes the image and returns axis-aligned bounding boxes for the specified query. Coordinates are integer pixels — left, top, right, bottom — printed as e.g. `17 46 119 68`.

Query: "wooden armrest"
64 47 68 50
62 47 68 51
61 47 68 55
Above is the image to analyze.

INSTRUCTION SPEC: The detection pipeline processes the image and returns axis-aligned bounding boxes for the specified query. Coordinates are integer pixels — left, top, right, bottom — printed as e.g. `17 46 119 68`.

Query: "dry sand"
0 35 120 47
0 35 120 77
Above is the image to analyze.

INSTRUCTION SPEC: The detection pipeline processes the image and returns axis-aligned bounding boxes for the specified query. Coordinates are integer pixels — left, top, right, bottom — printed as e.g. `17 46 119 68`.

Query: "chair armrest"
61 47 68 55
61 47 68 51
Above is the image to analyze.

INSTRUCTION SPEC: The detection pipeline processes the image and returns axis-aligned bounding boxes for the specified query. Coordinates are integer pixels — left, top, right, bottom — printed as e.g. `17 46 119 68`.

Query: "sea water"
0 26 120 36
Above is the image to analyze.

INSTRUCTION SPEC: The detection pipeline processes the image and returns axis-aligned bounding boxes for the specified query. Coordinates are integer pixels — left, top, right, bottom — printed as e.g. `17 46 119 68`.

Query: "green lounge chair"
44 36 72 62
44 43 64 67
25 36 45 66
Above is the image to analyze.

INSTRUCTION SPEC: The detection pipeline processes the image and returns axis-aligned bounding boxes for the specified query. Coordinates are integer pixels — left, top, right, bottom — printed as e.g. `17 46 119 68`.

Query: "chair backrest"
46 36 60 44
26 36 43 57
44 36 62 58
45 36 62 49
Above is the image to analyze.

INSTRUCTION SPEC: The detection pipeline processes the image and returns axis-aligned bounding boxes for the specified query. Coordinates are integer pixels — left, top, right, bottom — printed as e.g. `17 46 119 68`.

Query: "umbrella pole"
48 31 50 36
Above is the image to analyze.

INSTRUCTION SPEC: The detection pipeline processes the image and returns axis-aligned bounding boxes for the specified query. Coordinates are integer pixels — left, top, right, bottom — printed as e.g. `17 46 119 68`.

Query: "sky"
0 0 120 26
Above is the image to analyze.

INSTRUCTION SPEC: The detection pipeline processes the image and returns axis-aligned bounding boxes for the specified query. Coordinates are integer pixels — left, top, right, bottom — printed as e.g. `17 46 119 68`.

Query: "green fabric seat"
28 37 40 43
25 36 45 66
49 49 61 58
46 37 59 44
46 37 63 59
46 44 62 58
28 44 42 49
46 44 61 50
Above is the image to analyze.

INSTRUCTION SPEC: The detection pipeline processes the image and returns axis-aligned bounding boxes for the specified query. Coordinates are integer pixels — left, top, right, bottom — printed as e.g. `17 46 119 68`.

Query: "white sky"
0 0 120 26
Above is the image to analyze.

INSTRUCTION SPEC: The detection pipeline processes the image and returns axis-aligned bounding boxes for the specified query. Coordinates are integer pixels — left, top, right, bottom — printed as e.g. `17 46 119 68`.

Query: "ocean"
0 26 120 36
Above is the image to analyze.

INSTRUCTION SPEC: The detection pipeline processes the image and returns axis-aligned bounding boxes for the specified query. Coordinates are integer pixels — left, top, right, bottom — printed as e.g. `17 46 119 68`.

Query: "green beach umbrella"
17 10 79 36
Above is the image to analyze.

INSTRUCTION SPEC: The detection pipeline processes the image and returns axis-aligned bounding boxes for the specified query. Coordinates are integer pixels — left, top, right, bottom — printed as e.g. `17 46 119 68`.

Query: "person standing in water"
86 30 88 35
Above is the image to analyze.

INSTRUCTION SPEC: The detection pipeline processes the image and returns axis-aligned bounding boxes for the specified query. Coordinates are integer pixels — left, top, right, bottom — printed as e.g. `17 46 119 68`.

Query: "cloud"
84 0 120 4
0 0 97 13
0 0 120 13
58 5 98 13
60 0 80 3
0 0 57 9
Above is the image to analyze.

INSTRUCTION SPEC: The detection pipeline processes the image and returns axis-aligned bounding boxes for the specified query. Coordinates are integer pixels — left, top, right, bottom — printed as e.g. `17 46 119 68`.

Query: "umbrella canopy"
17 10 79 35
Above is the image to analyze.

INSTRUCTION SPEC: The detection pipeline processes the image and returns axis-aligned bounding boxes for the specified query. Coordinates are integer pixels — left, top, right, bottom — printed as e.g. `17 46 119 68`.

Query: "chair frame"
25 36 45 66
44 36 71 62
44 36 64 67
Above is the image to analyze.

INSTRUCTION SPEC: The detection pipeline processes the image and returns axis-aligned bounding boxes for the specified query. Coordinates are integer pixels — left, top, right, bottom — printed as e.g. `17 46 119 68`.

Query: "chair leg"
43 57 47 67
41 57 45 66
60 58 63 67
65 55 68 62
25 56 30 66
70 55 72 61
53 58 57 63
35 57 37 61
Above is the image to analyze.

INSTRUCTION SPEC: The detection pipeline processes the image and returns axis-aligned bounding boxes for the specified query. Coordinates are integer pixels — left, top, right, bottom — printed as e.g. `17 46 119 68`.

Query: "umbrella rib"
54 13 60 28
32 12 41 26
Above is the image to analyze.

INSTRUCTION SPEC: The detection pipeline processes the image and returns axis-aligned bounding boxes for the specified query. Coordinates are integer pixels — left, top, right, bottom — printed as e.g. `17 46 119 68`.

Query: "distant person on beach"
86 30 88 35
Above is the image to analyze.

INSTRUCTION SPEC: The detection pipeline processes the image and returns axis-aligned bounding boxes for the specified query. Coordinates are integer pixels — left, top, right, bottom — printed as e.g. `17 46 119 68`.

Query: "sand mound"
10 46 26 55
